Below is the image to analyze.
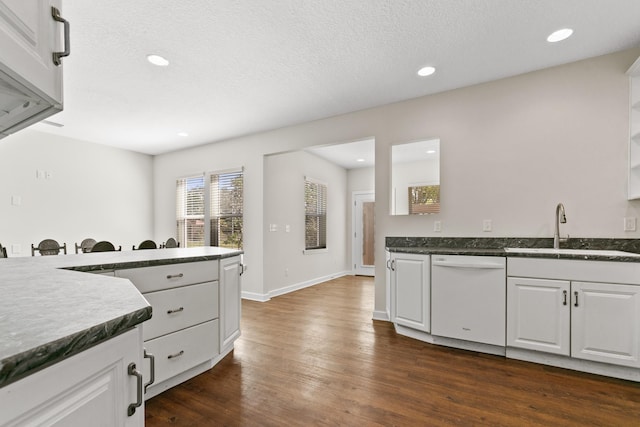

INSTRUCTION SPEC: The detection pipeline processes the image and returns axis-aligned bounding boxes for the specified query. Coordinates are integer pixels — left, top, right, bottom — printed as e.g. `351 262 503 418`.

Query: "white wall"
153 48 640 311
0 129 154 255
263 150 349 297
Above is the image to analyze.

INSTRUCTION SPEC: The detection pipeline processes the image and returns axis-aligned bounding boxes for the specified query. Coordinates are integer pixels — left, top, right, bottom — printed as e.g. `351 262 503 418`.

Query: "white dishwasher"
431 255 506 346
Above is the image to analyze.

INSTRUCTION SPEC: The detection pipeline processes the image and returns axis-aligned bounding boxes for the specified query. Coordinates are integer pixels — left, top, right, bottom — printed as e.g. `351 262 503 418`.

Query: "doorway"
353 191 375 276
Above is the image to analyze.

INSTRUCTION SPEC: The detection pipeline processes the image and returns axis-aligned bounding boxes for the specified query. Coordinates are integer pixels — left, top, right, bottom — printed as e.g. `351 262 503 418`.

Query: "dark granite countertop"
0 247 242 388
386 237 640 262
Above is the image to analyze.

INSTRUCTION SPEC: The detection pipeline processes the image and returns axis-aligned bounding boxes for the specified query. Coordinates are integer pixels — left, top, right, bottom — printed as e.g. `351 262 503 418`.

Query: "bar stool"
162 238 179 248
75 238 97 254
32 239 67 256
0 242 7 258
90 241 122 252
133 240 157 250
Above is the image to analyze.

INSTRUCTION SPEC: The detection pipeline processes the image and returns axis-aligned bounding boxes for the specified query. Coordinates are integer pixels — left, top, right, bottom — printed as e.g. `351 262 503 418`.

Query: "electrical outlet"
434 221 442 232
269 224 278 232
11 195 21 206
624 217 637 232
483 219 492 232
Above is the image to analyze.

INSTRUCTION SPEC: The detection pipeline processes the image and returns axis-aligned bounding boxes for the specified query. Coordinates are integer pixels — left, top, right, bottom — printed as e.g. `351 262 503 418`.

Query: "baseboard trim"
372 310 390 321
241 291 271 302
268 271 351 299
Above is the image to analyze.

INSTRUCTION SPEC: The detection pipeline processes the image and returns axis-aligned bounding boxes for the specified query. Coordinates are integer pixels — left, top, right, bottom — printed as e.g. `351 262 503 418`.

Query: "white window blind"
176 175 205 247
210 169 243 249
304 177 327 251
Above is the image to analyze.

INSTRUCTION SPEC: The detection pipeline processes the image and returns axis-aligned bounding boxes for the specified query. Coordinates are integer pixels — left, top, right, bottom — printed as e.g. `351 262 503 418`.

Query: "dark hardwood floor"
145 276 640 426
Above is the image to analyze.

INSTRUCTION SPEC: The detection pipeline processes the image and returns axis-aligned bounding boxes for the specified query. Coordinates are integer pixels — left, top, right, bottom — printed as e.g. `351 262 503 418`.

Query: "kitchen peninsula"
0 247 242 426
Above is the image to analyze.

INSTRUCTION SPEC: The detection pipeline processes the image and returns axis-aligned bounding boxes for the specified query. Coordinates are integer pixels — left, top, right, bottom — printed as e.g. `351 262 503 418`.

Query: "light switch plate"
483 219 492 232
624 217 637 232
434 221 442 232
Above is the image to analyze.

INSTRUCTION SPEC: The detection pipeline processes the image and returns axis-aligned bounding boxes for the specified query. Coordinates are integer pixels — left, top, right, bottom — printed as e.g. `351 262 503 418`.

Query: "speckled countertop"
386 237 640 262
0 247 242 388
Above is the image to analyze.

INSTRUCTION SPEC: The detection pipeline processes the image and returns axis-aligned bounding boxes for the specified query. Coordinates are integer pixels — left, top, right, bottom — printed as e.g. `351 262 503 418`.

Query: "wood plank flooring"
145 276 640 426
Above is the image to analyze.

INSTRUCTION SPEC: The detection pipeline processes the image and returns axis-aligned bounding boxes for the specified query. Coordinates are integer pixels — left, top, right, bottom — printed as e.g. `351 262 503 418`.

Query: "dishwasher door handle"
432 260 505 269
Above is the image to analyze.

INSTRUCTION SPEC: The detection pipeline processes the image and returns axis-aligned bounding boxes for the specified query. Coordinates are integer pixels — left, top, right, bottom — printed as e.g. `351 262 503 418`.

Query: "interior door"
353 192 374 276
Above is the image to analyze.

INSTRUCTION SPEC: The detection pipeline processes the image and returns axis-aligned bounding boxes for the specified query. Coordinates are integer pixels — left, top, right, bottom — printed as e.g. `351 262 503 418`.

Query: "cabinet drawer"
144 320 219 386
143 281 219 341
116 261 218 293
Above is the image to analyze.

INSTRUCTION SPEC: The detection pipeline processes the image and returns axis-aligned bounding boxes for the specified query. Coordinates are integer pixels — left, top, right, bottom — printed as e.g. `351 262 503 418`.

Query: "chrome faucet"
554 203 568 249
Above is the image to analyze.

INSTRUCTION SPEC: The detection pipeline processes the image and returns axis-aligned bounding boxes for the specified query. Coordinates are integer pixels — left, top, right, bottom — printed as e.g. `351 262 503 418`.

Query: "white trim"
241 291 271 302
352 191 375 276
269 271 350 299
372 310 389 321
303 248 328 255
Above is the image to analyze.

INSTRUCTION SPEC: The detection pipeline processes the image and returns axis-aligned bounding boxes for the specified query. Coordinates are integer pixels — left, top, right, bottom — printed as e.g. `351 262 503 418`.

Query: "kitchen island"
0 247 242 425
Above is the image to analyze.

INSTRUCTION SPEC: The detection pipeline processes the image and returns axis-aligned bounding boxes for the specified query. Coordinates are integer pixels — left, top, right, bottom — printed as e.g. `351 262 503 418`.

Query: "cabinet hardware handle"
167 307 184 314
166 273 184 279
240 263 245 276
51 7 70 66
563 290 567 306
386 259 391 269
143 350 155 393
168 350 185 359
574 291 579 307
127 363 143 416
390 260 395 271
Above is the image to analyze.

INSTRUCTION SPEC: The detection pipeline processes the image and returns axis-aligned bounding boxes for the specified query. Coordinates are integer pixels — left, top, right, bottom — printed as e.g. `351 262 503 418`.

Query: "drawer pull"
167 307 184 315
166 273 184 279
127 363 143 416
168 350 185 359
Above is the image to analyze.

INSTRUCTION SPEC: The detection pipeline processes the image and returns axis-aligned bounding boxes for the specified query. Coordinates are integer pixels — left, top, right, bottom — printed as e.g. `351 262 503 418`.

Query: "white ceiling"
29 1 640 155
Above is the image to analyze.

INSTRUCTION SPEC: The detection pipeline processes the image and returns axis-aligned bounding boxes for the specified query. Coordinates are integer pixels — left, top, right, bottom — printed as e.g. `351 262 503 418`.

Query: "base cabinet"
571 281 640 367
507 277 570 355
0 327 144 427
115 256 242 399
220 256 242 354
508 277 640 368
389 253 430 332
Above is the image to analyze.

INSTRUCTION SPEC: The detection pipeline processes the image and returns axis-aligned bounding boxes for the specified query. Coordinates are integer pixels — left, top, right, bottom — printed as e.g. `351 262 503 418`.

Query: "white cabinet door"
507 277 570 355
0 0 63 102
0 327 144 427
390 253 430 332
571 281 640 368
219 256 242 354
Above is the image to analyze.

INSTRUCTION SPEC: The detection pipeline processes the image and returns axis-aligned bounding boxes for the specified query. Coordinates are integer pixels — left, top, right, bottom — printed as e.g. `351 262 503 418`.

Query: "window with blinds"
176 175 205 247
176 168 243 249
304 177 327 251
210 170 243 249
408 185 440 214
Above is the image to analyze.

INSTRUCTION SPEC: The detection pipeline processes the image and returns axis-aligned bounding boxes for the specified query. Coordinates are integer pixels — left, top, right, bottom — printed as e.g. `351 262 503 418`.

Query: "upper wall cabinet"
627 56 640 199
0 0 67 139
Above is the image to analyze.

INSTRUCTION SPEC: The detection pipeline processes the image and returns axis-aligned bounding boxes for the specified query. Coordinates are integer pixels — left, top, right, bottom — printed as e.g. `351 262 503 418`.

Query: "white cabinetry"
571 281 640 367
220 256 242 355
115 256 242 399
116 260 220 399
0 0 66 137
507 277 570 355
389 252 430 332
0 327 144 427
627 55 640 199
507 259 640 369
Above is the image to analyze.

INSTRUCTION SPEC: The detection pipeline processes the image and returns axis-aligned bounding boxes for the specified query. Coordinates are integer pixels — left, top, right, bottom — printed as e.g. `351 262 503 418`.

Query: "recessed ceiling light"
147 54 169 66
417 66 436 77
547 28 573 43
356 158 365 162
177 132 189 137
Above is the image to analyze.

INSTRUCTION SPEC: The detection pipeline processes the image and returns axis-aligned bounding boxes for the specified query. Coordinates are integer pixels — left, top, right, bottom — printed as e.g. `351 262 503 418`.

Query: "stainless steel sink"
504 248 640 257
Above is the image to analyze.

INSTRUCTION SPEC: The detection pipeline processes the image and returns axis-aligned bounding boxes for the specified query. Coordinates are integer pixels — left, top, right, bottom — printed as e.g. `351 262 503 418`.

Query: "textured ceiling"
29 1 640 155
